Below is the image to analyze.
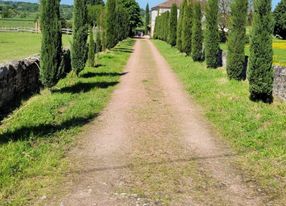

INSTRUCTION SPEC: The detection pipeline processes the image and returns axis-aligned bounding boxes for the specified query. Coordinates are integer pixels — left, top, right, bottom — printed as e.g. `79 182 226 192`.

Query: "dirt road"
47 39 264 206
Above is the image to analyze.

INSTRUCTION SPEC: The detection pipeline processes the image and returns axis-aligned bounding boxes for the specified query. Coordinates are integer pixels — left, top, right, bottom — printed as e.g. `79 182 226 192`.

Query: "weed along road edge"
45 38 267 206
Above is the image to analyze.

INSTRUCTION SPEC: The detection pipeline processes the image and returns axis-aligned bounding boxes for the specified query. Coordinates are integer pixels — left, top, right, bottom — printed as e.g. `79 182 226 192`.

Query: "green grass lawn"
153 40 286 204
0 38 135 205
0 19 35 28
0 32 72 63
220 38 286 66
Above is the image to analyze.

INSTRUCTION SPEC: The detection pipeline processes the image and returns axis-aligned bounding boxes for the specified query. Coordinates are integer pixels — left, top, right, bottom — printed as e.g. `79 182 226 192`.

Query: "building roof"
151 0 183 10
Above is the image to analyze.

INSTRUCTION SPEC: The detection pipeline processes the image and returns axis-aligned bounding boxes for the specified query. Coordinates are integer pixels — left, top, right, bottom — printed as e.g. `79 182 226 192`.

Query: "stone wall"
0 57 40 111
0 50 71 113
273 66 286 100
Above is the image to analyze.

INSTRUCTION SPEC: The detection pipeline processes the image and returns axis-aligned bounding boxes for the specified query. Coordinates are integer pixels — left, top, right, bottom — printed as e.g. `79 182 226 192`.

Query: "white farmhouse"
150 0 183 37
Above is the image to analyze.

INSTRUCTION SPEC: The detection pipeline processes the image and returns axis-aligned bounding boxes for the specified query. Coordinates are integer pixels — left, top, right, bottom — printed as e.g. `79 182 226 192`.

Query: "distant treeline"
0 1 73 21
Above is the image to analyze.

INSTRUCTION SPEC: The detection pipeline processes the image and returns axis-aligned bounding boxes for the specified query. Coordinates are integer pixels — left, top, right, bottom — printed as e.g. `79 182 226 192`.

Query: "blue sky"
5 0 282 9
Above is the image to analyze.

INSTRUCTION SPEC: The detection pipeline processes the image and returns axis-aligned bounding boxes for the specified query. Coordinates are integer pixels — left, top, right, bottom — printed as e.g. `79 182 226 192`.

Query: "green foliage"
72 0 88 75
273 0 286 39
191 2 203 61
153 11 170 42
88 26 95 67
226 0 248 80
248 0 274 102
0 1 72 21
145 3 150 34
118 0 142 36
106 0 117 49
182 2 192 55
168 4 178 47
177 0 186 52
205 0 220 68
116 3 130 41
40 0 62 88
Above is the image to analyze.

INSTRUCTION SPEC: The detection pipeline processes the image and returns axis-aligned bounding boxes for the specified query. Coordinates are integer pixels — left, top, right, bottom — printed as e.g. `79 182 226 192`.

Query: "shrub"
40 0 62 88
191 2 203 61
226 0 248 80
72 0 88 75
248 0 274 102
204 0 220 68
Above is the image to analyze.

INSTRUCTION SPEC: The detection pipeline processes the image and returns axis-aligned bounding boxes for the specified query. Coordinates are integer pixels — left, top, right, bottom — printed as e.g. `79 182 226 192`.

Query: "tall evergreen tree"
177 0 186 52
273 0 286 39
88 26 95 67
191 2 203 61
72 0 88 75
106 0 117 49
205 0 220 68
248 0 273 102
182 2 192 55
40 0 62 87
226 0 248 80
169 3 178 46
145 3 150 35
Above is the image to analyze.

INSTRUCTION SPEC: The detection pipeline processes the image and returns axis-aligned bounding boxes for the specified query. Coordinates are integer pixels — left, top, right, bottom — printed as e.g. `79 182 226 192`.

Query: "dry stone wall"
0 50 71 112
0 57 40 111
273 66 286 100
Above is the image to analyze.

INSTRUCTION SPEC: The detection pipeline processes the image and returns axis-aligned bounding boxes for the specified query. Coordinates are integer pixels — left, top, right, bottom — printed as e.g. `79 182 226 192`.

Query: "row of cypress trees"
40 0 132 88
154 0 274 102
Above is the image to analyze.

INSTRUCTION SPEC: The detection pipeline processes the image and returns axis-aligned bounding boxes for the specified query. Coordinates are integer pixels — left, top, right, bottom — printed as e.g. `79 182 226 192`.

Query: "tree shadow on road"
69 153 240 174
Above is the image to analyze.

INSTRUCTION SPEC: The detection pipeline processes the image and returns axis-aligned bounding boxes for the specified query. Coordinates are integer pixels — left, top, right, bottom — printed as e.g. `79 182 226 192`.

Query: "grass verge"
0 38 135 206
153 39 286 204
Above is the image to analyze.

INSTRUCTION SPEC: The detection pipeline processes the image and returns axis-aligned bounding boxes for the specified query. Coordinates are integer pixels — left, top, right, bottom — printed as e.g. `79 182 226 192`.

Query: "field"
0 19 35 28
153 40 286 204
0 32 72 63
0 39 135 205
220 38 286 66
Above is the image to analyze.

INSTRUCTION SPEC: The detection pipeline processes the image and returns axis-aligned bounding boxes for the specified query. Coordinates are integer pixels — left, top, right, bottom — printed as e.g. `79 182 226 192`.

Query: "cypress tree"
182 2 192 55
40 0 62 88
106 0 117 49
145 3 150 35
72 0 88 75
96 27 102 53
88 26 95 67
205 0 220 68
273 0 286 39
191 2 203 61
169 4 178 47
248 0 274 102
177 0 186 52
226 0 248 80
